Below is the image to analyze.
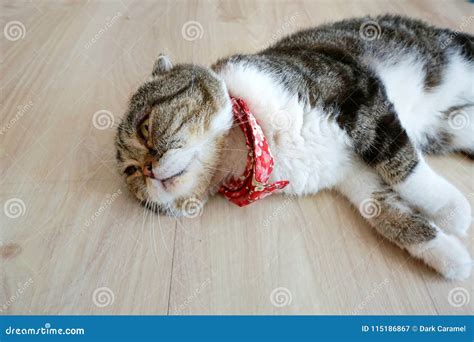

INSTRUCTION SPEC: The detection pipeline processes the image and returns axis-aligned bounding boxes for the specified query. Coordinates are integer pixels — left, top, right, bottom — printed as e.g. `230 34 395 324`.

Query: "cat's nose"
143 163 155 178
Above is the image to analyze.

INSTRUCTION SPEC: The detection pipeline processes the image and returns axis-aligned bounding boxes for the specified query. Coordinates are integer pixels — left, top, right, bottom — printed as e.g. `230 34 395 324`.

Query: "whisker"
141 198 150 238
150 202 161 266
203 164 235 174
213 147 248 153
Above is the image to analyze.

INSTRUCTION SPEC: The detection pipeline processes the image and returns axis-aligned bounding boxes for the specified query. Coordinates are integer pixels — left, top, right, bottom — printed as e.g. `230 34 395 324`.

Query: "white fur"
337 159 472 280
373 50 473 236
406 232 472 280
369 50 474 150
215 51 473 280
393 158 472 237
336 159 384 207
217 62 353 195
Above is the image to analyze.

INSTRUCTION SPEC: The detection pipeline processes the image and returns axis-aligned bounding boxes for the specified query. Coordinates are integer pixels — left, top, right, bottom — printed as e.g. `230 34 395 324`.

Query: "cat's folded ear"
152 54 173 77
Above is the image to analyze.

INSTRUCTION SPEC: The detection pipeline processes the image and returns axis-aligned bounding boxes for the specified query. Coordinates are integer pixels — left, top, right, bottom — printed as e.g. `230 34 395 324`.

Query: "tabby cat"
116 15 474 280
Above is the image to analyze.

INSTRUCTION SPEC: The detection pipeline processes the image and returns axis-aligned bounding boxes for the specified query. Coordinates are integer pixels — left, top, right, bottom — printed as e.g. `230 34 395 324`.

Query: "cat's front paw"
431 191 471 237
407 232 472 280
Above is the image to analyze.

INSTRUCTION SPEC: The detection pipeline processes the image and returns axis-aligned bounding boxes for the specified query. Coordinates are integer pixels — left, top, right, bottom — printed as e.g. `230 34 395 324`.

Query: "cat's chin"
145 178 174 203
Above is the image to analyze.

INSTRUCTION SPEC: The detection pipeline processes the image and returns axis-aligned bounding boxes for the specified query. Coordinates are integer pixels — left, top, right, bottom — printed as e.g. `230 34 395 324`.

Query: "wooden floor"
1 0 473 315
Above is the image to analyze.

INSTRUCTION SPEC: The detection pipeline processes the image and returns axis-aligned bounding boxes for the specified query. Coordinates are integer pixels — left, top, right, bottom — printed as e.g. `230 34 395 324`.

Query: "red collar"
219 97 289 207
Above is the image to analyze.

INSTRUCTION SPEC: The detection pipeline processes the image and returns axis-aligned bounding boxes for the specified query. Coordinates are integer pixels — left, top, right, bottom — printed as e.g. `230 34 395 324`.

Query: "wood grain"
1 0 473 315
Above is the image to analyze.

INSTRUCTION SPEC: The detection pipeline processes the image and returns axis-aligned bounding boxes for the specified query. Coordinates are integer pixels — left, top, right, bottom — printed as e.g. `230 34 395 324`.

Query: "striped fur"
116 15 474 279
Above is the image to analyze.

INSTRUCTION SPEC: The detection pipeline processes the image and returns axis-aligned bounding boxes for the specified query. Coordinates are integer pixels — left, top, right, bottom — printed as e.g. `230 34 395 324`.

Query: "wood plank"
1 0 473 315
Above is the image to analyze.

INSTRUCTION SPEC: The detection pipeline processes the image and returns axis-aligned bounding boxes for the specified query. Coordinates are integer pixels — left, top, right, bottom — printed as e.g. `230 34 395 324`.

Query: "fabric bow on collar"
219 97 289 207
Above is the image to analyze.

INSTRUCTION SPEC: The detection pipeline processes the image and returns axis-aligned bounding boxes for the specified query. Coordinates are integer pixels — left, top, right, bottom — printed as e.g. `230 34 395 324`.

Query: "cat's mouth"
145 163 188 182
149 165 190 192
159 168 186 183
146 155 196 193
147 168 187 194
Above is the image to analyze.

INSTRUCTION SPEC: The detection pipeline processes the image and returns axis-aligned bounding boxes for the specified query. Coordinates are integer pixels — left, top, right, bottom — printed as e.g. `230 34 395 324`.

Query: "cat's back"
214 15 462 112
211 15 473 194
273 15 452 59
213 44 355 195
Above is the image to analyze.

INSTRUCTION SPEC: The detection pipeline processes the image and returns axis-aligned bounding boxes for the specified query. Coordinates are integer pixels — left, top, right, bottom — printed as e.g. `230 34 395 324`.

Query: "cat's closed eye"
139 117 150 140
124 165 139 176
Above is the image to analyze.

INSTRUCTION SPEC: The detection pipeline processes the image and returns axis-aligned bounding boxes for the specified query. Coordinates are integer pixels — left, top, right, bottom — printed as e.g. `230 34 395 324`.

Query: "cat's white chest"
217 62 352 195
266 107 352 195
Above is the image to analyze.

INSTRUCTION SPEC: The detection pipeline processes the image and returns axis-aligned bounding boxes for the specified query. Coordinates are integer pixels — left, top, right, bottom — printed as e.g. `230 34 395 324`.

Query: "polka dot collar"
219 97 289 207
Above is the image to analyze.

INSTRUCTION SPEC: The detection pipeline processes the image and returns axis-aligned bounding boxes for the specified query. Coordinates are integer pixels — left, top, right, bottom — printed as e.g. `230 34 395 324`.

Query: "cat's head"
115 55 232 216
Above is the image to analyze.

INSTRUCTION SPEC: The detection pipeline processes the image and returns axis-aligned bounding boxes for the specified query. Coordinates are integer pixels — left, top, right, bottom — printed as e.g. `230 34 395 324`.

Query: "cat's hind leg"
421 52 474 159
438 42 474 158
337 161 472 280
344 86 471 237
392 157 471 237
444 104 474 159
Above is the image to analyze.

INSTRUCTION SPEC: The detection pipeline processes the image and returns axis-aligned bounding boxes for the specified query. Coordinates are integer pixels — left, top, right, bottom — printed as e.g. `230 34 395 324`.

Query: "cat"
115 15 474 280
